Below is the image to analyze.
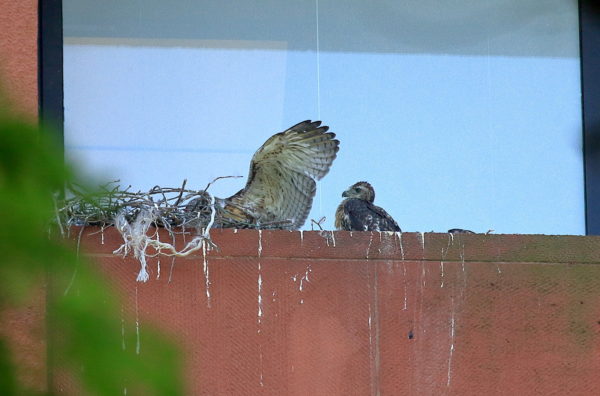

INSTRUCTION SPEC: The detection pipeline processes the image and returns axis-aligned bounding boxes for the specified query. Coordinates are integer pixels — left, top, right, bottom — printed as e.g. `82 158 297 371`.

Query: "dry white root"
113 194 218 282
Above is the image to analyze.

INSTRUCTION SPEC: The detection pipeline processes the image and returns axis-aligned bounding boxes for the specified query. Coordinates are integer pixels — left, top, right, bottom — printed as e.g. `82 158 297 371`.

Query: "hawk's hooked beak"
342 190 349 198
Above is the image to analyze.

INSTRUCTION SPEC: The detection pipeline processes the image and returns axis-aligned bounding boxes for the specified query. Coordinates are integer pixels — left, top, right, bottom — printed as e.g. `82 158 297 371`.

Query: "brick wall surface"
63 228 600 395
0 2 46 393
0 0 38 117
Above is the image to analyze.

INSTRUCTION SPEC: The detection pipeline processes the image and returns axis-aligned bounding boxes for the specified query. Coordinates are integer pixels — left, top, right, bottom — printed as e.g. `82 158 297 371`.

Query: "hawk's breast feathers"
335 182 400 232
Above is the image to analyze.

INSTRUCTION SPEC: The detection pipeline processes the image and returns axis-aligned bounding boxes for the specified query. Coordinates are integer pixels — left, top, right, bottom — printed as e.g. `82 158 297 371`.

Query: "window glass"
63 0 583 234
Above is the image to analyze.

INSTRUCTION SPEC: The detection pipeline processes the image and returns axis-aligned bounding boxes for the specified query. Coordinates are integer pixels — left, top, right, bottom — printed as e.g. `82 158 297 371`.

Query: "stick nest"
55 178 293 282
58 178 292 231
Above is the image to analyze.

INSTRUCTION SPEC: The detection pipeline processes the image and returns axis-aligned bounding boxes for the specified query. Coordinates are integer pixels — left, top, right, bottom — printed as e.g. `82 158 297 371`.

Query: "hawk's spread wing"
336 198 401 232
224 120 339 229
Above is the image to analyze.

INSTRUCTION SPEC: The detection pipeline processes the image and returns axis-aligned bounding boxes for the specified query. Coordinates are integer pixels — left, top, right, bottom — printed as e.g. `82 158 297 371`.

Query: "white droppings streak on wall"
460 242 468 290
368 314 373 346
396 232 404 260
366 232 374 258
258 272 263 320
460 243 466 273
447 296 456 387
202 240 211 308
155 230 161 280
292 265 312 305
257 229 264 387
168 257 176 283
257 229 263 258
403 261 408 310
257 230 264 322
440 233 453 288
395 232 408 310
121 306 126 351
135 286 140 355
366 271 374 374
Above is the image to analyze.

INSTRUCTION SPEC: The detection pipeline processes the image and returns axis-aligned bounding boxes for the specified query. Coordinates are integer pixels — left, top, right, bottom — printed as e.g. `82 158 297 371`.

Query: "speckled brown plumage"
335 181 400 232
218 120 339 229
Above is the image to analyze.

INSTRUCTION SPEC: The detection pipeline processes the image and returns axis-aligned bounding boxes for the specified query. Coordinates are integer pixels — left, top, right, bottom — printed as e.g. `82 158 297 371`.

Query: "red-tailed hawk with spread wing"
335 181 401 232
188 120 339 229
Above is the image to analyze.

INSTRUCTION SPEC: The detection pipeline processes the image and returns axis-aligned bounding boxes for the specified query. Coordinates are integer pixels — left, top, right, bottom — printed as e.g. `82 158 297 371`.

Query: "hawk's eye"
354 188 361 193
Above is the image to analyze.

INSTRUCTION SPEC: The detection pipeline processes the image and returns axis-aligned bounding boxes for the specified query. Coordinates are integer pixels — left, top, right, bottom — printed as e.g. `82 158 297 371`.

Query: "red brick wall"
70 228 600 395
0 2 46 393
0 0 38 117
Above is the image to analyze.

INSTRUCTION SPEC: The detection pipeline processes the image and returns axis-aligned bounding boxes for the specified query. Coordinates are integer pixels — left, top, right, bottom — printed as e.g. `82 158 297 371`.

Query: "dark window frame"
39 0 600 234
580 0 600 235
38 0 63 151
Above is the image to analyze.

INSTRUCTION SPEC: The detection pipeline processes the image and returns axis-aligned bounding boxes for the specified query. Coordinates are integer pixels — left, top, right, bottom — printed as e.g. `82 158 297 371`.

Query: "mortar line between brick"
82 253 600 265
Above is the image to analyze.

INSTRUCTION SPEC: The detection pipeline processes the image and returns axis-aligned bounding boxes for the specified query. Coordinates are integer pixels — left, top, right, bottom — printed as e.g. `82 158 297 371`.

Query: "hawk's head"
342 181 375 203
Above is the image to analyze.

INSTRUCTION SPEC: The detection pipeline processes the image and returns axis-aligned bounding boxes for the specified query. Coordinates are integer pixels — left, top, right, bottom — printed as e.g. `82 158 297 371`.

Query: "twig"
52 194 65 237
311 216 326 231
173 179 187 206
203 175 242 193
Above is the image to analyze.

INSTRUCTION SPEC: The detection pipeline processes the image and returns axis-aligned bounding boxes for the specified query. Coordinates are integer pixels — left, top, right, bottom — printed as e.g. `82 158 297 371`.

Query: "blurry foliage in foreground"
0 108 183 394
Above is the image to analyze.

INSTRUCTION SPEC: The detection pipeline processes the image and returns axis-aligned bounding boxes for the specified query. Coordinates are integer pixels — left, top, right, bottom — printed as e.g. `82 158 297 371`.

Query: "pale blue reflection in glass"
64 43 583 234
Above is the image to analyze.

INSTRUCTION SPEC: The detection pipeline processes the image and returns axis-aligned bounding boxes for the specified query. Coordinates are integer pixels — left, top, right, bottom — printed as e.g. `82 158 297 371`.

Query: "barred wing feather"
224 120 339 229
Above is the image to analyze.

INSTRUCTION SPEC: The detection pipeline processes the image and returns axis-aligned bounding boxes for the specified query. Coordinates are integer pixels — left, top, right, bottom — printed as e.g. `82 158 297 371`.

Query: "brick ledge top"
69 227 600 265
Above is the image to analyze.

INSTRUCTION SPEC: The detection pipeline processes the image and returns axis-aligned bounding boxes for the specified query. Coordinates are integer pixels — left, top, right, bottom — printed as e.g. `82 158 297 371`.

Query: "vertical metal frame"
38 1 63 389
580 0 600 234
38 0 64 150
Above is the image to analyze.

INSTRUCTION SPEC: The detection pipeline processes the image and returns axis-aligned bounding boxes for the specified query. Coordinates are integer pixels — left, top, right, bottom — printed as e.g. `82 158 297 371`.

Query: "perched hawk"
335 181 401 232
188 120 339 229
